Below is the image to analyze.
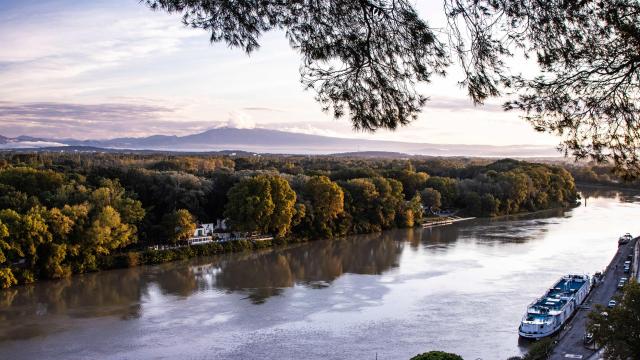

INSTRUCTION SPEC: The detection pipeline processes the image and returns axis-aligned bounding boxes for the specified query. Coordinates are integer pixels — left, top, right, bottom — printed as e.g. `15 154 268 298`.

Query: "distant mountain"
0 127 561 158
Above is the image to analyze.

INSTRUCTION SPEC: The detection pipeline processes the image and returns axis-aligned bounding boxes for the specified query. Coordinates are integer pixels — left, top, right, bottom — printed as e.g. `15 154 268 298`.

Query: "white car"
608 300 617 308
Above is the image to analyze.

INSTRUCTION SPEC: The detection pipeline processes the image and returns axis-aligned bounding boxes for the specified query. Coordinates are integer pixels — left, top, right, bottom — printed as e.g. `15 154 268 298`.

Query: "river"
0 188 639 360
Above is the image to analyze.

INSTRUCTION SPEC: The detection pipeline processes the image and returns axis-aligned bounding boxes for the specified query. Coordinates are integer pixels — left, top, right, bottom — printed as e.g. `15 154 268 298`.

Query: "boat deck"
528 276 588 314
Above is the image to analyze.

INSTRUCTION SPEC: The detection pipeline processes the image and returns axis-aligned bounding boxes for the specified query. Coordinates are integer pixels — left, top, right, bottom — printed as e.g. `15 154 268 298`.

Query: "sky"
0 0 559 146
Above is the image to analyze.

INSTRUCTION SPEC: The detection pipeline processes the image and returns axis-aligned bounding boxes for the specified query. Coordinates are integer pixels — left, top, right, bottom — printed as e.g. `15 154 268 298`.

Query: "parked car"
608 300 617 308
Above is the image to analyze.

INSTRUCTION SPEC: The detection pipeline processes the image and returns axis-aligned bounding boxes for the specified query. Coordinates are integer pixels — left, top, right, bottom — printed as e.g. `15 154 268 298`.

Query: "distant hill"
0 127 561 158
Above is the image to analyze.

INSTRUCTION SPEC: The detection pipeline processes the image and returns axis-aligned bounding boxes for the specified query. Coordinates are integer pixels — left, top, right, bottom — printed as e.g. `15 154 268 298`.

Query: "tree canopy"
0 153 579 288
145 0 640 177
588 281 640 359
446 0 640 178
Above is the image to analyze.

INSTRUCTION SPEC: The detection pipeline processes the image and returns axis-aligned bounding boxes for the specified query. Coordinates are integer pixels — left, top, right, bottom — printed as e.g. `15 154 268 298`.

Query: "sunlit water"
1 188 639 360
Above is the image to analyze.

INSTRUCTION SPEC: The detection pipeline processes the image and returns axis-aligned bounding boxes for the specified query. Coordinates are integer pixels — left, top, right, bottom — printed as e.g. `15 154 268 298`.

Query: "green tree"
0 267 17 289
400 193 424 227
224 175 275 233
480 193 499 217
342 178 380 233
425 177 458 208
305 176 344 222
588 281 640 359
223 174 297 237
162 209 196 244
410 351 463 360
297 175 345 238
0 208 52 268
0 220 9 264
267 175 297 238
420 188 442 212
84 206 136 255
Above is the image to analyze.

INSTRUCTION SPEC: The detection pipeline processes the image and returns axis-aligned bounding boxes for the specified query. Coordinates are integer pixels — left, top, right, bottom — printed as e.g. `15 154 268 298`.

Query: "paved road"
549 238 637 359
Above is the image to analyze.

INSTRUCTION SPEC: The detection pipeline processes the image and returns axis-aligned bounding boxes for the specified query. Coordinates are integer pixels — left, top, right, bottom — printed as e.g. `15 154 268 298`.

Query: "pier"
421 216 475 228
548 236 638 359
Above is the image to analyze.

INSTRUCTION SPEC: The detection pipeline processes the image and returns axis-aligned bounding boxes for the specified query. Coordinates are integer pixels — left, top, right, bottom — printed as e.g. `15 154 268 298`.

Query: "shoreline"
2 204 578 290
576 182 640 192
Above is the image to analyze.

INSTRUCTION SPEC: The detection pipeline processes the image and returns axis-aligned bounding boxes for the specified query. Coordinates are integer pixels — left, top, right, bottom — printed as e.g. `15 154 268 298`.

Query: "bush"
524 338 554 360
17 269 35 284
0 267 17 289
410 351 464 360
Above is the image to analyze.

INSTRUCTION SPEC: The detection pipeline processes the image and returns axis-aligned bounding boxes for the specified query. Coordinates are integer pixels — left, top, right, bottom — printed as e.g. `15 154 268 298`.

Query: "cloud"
225 111 255 129
0 1 200 100
242 107 284 112
0 141 68 149
0 101 212 139
426 96 504 112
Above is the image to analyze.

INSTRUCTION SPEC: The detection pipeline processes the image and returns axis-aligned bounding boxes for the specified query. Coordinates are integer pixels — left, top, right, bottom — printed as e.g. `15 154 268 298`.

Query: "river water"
0 188 639 360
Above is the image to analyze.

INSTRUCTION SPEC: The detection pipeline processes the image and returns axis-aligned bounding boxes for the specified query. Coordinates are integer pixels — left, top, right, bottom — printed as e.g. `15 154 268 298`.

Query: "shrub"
0 267 17 289
410 351 464 360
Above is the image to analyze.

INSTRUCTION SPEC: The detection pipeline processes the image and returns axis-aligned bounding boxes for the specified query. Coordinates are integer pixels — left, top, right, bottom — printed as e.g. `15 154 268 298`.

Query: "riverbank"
85 204 579 279
576 182 640 192
1 203 581 290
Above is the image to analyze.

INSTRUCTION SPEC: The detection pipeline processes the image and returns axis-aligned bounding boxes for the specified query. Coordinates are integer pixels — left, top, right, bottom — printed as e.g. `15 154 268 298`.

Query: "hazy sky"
0 0 559 146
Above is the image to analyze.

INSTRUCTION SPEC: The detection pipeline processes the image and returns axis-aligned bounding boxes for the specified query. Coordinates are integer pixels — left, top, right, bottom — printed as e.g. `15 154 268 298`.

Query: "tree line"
0 153 578 288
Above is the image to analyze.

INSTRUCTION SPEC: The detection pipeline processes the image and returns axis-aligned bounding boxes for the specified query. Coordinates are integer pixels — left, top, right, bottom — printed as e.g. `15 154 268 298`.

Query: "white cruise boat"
518 274 591 339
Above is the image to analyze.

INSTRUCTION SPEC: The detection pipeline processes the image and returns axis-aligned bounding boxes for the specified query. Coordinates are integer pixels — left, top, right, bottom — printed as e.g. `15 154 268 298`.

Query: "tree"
305 176 344 222
420 188 442 212
84 206 137 255
162 209 196 244
224 175 275 233
425 177 458 208
400 193 424 227
588 281 640 359
224 174 297 237
0 267 17 289
301 176 345 237
266 175 297 238
446 0 640 178
342 178 380 233
145 0 447 131
0 208 52 268
410 351 463 360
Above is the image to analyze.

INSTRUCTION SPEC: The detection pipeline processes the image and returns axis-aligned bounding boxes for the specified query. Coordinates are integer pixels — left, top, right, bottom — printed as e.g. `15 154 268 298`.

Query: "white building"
185 223 215 246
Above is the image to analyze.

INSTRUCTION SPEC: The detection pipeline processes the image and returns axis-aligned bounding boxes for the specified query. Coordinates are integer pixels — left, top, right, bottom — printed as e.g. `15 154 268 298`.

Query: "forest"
0 152 579 288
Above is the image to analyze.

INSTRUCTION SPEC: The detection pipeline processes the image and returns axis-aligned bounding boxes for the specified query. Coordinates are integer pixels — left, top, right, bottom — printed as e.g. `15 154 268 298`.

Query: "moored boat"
518 274 591 339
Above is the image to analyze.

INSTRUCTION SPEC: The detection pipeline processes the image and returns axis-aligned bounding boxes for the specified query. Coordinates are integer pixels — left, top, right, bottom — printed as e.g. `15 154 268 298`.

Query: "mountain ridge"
0 127 561 157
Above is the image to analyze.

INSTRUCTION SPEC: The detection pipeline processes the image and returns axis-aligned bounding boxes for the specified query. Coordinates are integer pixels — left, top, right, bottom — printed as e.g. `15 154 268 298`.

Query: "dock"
422 216 475 228
548 237 638 359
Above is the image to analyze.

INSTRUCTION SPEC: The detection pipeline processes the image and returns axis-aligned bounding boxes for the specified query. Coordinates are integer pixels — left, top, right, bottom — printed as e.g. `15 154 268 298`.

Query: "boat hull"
518 325 561 340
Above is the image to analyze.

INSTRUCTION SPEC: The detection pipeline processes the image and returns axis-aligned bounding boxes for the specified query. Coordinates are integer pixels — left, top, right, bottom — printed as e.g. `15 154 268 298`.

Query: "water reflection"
0 268 145 341
581 186 640 203
0 231 405 339
215 231 403 303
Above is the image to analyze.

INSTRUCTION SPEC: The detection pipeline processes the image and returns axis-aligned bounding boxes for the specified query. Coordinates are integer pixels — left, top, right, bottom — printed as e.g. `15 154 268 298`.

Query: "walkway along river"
0 189 639 360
